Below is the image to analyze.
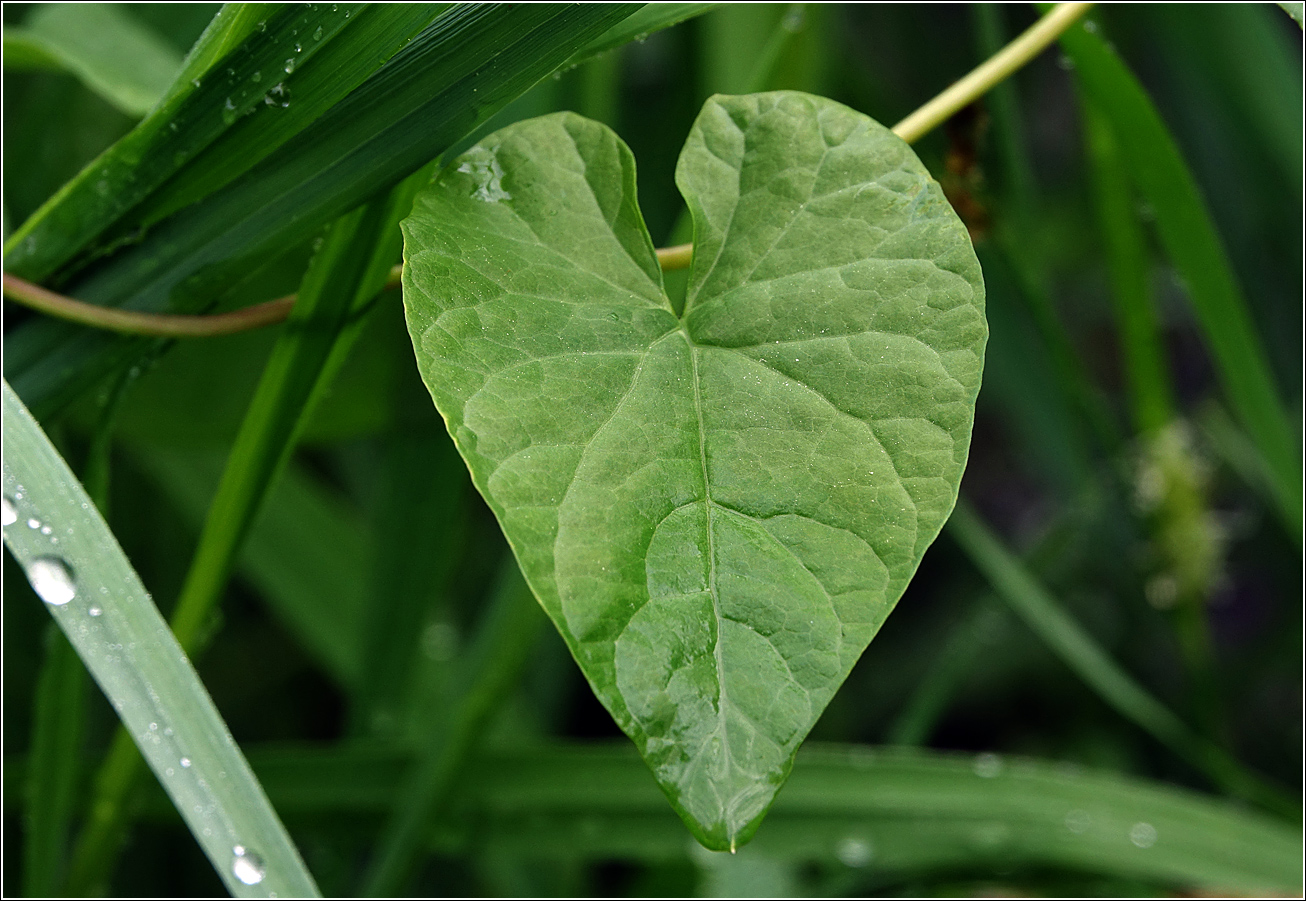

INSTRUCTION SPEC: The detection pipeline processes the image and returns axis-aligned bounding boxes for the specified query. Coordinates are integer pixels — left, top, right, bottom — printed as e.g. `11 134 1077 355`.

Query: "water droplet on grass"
973 752 1003 778
1129 822 1157 848
180 757 192 768
29 557 76 606
1064 809 1091 834
232 846 267 885
89 605 103 617
2 496 17 526
835 836 873 867
313 25 323 40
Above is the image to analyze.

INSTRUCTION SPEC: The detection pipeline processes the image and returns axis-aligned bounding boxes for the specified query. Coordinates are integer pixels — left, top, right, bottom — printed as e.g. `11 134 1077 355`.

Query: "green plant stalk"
1056 13 1302 543
66 168 431 892
362 561 543 895
1082 96 1175 436
946 500 1294 819
23 627 85 897
3 382 320 897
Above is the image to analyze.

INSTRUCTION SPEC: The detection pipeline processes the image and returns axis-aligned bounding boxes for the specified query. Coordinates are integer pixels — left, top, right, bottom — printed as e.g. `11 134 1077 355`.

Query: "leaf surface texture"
402 92 987 848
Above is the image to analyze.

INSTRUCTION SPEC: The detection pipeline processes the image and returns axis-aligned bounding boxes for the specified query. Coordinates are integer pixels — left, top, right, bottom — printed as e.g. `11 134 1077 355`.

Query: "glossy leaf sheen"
402 92 986 849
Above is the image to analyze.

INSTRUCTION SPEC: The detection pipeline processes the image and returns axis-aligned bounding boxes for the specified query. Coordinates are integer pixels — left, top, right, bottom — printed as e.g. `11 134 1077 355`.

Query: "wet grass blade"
1056 14 1302 541
1 381 320 897
945 501 1295 819
4 5 642 421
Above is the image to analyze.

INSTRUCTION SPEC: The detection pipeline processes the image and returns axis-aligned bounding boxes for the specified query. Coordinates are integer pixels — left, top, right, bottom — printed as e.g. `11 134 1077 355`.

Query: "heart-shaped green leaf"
401 91 987 850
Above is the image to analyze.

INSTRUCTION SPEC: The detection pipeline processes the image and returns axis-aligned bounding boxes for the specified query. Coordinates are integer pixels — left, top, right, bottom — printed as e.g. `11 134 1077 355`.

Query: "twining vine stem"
2 2 1092 338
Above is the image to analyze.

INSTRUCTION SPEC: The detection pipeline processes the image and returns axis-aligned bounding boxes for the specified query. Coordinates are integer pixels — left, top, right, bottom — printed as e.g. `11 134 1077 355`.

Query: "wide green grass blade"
103 742 1303 894
3 3 388 283
4 4 642 421
2 4 183 117
945 501 1293 818
1 381 319 897
1056 14 1302 541
22 629 87 896
362 560 544 894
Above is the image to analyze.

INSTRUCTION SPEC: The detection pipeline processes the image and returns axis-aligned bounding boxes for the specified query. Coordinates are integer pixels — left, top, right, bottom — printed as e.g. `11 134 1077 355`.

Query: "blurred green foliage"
3 3 1301 897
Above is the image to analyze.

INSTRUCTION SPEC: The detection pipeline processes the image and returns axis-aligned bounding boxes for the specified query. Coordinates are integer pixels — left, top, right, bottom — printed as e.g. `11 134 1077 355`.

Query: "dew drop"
191 77 201 88
284 58 296 74
294 42 302 53
2 496 17 526
89 605 103 617
222 97 237 125
835 836 873 867
40 524 52 535
29 557 76 606
1083 19 1098 33
180 757 192 768
252 70 262 82
231 846 267 885
313 25 323 40
972 752 1003 778
1129 822 1157 848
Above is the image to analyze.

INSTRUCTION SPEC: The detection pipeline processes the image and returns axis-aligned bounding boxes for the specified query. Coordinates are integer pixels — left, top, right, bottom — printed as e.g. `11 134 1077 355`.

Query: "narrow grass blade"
1056 15 1302 541
1 381 319 897
105 742 1304 895
945 500 1294 818
22 628 86 896
362 560 544 895
1082 96 1174 435
129 447 372 691
568 3 718 66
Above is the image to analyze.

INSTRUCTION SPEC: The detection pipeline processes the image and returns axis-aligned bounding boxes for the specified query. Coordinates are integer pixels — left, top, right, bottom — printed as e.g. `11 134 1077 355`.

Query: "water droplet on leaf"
2 496 17 526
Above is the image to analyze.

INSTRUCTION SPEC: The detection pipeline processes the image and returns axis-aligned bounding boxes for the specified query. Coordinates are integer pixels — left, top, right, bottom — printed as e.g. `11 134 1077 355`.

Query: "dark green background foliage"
2 3 1302 897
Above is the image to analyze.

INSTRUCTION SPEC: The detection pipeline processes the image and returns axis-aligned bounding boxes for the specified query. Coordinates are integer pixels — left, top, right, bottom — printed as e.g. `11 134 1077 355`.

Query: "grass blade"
5 5 642 421
945 500 1294 818
362 560 544 894
2 4 183 117
67 164 432 892
98 742 1304 894
1082 95 1175 435
1 381 319 897
22 628 86 896
1056 13 1302 541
